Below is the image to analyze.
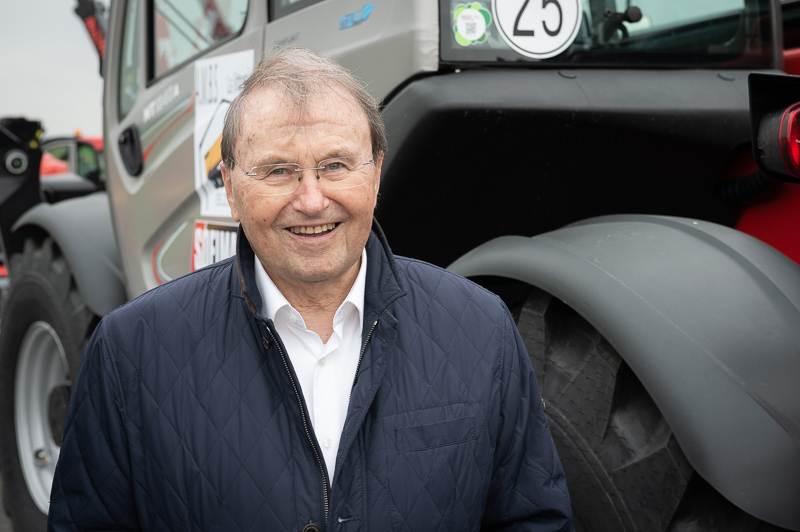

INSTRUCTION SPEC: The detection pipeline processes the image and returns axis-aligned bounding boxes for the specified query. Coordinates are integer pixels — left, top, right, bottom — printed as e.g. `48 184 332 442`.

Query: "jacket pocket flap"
396 416 475 452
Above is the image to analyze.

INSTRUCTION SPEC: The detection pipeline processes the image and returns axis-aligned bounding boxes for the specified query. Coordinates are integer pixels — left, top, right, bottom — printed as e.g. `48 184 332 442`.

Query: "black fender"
11 192 127 317
448 214 800 531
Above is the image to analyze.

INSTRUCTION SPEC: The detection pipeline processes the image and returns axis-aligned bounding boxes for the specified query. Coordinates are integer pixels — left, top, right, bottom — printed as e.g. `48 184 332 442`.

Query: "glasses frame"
228 155 376 196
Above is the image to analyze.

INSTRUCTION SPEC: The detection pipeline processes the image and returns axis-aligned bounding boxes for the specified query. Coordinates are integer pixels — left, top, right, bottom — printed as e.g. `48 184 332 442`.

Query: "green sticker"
453 3 491 46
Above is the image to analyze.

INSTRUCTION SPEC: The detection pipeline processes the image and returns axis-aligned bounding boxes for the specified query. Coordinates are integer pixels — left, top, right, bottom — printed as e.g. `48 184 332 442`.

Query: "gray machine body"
448 215 800 531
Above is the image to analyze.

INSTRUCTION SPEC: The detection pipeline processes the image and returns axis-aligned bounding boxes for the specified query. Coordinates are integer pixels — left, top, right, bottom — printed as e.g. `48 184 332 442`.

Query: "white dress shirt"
254 250 366 483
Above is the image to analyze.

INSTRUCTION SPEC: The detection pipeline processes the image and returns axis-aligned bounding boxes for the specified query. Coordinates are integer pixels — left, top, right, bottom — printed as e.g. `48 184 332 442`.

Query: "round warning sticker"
454 3 492 46
492 0 582 59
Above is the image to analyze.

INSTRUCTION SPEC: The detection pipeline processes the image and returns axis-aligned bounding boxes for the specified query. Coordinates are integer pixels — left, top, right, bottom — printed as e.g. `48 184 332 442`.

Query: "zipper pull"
262 336 271 350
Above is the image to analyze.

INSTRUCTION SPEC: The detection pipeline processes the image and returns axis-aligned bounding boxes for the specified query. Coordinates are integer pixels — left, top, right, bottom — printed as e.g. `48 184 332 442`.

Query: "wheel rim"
14 321 70 514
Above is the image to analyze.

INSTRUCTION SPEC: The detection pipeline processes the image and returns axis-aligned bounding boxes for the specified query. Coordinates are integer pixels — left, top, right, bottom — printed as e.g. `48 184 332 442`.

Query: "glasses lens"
250 163 301 195
320 156 371 190
250 156 374 196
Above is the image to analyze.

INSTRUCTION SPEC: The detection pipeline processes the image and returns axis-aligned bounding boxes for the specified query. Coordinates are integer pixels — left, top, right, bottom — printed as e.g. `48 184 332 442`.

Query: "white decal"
194 49 255 218
192 220 238 271
492 0 581 59
143 84 180 123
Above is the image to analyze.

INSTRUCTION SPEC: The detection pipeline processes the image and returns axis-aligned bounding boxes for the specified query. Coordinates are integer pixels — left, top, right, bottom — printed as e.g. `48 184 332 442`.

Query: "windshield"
441 0 774 67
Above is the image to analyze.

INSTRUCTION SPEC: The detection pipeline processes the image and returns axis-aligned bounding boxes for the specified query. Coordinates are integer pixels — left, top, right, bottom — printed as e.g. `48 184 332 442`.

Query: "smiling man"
48 48 572 531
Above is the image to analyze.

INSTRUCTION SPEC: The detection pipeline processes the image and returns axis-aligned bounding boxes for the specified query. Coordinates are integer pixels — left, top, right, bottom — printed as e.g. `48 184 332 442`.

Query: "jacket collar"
235 219 407 323
363 218 408 319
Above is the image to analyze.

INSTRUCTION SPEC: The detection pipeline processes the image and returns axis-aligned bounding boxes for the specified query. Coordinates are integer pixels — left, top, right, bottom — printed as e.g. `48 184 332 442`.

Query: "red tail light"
779 102 800 178
756 99 800 182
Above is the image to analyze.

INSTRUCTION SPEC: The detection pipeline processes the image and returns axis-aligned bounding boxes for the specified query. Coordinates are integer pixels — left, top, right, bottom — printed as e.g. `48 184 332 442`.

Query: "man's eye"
325 162 345 171
260 165 295 178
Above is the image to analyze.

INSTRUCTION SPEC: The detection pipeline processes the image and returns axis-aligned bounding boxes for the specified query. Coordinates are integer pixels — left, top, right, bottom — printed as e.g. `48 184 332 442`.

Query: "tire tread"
516 287 691 532
0 236 96 531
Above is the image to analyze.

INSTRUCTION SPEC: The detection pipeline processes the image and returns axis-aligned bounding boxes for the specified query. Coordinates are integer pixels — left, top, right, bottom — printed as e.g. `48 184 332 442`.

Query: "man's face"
222 87 381 292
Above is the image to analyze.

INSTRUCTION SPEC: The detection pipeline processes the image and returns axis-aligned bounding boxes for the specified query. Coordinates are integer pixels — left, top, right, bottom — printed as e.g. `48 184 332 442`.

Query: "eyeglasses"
229 155 375 196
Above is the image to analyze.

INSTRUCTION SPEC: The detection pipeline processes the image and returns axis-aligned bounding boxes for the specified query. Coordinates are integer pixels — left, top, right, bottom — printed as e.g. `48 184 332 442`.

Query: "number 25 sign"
493 0 582 59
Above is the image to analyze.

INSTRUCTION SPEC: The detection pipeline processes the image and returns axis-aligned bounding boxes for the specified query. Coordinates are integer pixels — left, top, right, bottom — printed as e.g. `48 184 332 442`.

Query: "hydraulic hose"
713 170 779 205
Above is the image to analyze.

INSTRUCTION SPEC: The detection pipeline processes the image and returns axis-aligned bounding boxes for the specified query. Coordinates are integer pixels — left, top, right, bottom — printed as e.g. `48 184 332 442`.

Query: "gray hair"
221 47 387 169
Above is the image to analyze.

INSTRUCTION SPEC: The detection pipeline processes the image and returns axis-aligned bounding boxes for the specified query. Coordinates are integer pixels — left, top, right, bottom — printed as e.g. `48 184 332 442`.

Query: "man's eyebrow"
251 147 363 166
320 148 361 159
252 155 291 166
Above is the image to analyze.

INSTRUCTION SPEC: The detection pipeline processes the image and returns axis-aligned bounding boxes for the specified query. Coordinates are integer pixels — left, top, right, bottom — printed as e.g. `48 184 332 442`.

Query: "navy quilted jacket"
49 221 572 531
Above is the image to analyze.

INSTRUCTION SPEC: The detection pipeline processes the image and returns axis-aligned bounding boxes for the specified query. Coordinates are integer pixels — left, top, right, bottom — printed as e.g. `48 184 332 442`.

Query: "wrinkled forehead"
238 84 370 145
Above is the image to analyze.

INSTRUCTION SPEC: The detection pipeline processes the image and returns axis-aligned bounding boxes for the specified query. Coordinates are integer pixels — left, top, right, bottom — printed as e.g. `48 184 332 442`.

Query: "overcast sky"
0 0 108 138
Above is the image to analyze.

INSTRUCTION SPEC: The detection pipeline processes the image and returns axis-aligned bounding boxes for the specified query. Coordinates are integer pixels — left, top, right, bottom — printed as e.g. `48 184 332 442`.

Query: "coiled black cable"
713 170 778 205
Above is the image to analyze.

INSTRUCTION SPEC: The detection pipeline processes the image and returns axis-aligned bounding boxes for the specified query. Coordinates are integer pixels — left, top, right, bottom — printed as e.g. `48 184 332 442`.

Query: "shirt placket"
313 310 346 480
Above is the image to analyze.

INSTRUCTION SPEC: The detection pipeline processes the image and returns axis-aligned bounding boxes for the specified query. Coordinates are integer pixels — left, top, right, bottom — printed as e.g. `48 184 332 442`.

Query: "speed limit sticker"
492 0 582 59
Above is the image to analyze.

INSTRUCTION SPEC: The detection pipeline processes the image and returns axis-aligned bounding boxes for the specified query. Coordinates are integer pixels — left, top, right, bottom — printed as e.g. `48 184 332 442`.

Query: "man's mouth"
288 222 338 236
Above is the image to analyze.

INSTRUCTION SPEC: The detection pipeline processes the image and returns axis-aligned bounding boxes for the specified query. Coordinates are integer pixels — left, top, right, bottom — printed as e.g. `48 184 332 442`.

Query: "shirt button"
323 437 332 448
288 314 297 324
318 358 326 367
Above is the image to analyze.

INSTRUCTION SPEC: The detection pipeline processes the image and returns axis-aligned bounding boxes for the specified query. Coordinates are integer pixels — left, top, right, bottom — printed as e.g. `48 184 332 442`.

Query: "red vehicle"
38 135 104 199
39 134 103 180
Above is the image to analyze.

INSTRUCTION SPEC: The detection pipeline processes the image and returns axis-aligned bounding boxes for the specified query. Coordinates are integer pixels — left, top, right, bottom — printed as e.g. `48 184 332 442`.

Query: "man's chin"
271 258 361 287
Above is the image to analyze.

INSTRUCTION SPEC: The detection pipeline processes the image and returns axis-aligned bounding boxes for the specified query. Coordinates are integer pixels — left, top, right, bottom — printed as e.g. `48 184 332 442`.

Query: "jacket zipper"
351 319 379 391
263 328 330 529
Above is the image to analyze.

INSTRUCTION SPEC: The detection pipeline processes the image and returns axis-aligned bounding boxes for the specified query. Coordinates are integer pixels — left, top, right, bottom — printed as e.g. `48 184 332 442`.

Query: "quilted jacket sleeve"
481 307 573 531
48 320 141 531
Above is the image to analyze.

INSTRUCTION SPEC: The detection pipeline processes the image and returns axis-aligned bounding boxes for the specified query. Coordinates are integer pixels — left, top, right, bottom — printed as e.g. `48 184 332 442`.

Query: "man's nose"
292 169 329 211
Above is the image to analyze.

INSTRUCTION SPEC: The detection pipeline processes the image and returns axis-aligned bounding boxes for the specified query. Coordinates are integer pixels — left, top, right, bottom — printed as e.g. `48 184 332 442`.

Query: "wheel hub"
14 321 71 514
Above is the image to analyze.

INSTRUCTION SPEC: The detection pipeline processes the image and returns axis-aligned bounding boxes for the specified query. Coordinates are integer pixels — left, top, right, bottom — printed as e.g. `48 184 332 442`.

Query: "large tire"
515 286 791 532
0 236 97 531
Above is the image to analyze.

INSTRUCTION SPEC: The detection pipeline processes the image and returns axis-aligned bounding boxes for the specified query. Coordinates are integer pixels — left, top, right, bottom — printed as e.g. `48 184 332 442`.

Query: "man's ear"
221 162 241 222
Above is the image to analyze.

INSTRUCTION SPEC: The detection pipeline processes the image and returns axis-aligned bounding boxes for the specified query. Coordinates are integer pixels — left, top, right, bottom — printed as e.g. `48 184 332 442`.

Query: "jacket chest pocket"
395 415 475 452
379 403 488 529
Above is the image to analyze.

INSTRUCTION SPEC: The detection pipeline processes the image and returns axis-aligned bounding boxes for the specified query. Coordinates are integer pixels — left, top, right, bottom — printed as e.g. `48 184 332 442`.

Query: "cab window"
154 0 249 77
623 0 746 37
269 0 325 21
119 0 141 119
77 143 103 182
45 145 70 164
441 0 773 67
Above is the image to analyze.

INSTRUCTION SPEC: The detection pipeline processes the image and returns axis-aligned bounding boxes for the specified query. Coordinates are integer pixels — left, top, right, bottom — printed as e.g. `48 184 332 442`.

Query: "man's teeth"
289 223 336 235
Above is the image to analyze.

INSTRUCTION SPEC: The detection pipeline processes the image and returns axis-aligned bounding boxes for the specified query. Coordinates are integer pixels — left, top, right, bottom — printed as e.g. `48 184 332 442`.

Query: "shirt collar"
254 248 367 327
235 220 408 323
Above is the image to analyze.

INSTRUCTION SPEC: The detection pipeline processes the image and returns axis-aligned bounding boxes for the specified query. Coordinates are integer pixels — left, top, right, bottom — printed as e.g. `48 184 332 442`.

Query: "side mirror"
749 73 800 183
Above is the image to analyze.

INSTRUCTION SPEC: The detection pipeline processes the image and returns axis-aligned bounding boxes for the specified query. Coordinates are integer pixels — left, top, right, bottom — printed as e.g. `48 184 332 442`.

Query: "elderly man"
48 48 572 531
